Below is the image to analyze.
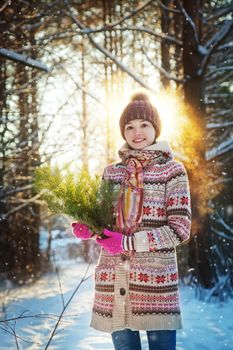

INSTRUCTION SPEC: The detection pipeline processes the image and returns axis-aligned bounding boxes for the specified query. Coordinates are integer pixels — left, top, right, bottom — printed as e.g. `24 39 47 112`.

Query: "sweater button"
121 254 128 261
120 287 126 296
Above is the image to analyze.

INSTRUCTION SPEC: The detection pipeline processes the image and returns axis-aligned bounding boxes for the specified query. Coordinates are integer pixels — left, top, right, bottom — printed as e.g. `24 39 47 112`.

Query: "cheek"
145 130 155 143
124 130 132 139
150 129 156 139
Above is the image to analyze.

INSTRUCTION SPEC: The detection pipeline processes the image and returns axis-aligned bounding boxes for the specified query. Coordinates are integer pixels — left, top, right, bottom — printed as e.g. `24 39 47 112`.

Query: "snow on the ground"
0 239 233 350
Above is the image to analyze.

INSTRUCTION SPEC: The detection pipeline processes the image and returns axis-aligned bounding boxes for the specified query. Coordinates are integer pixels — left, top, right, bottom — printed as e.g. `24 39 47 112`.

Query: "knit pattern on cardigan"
90 140 191 333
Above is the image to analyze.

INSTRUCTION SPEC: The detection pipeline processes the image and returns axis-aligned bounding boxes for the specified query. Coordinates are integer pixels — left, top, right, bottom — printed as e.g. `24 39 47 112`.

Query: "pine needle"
34 165 118 236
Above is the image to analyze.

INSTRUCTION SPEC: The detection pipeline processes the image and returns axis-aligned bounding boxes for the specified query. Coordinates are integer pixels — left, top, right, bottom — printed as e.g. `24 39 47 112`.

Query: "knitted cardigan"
90 140 191 333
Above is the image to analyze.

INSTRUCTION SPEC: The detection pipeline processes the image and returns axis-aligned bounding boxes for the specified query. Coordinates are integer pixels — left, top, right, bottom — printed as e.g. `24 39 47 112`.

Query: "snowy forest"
0 0 233 349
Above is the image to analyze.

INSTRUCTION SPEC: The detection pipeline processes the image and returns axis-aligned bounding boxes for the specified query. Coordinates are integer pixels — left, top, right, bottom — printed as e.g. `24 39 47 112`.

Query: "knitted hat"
119 92 161 140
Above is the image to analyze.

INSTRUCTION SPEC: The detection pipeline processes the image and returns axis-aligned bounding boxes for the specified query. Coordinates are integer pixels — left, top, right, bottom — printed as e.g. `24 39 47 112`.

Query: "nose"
133 127 142 136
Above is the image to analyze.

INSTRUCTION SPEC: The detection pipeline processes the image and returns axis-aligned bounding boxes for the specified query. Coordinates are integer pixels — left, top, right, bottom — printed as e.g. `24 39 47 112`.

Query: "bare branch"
114 26 182 46
39 88 77 146
12 323 20 350
59 65 103 105
97 0 154 28
0 325 34 346
52 251 65 309
78 26 182 46
62 1 153 91
0 185 32 199
155 0 181 14
44 262 92 350
2 192 46 219
142 47 188 83
0 312 78 323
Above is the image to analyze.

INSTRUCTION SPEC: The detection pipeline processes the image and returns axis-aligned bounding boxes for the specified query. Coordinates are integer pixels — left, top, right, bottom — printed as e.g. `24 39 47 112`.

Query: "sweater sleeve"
124 162 191 252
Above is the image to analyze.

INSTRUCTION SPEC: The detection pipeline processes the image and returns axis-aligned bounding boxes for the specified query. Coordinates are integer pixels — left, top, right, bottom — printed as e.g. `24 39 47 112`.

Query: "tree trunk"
81 37 89 172
182 0 214 288
182 0 205 116
160 0 171 88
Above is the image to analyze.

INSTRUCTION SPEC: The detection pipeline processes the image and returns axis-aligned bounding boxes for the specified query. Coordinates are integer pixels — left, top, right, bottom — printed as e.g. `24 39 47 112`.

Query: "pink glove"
71 222 92 240
96 229 123 255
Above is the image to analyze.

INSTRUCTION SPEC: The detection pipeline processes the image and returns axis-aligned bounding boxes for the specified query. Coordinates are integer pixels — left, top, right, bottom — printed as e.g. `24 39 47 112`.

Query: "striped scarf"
117 145 170 235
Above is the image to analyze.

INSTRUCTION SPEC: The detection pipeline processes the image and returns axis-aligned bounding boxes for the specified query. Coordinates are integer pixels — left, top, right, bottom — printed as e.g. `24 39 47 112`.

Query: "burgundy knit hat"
119 92 161 140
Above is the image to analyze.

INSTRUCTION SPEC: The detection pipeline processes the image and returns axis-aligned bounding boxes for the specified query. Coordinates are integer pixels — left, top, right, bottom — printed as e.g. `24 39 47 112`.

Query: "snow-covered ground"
0 236 233 350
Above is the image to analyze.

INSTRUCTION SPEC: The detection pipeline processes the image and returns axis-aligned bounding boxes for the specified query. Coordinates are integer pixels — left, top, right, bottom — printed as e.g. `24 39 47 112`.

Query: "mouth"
133 139 146 143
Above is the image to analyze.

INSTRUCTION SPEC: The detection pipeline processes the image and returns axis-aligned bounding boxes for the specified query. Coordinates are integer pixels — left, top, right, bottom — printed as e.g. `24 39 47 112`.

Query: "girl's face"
124 119 156 150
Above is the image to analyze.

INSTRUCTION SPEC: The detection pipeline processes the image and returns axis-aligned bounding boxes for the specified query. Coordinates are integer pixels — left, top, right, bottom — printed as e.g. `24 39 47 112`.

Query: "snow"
1 238 233 350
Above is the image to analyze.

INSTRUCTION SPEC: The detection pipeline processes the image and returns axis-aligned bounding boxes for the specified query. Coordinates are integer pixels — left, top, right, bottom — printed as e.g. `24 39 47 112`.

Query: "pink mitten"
96 229 123 255
71 222 92 240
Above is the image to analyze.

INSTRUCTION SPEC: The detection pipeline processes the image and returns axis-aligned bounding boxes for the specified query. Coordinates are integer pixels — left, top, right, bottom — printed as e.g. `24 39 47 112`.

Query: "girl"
72 92 191 350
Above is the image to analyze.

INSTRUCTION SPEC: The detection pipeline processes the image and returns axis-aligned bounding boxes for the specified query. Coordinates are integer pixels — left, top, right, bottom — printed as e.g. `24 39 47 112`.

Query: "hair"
119 91 162 140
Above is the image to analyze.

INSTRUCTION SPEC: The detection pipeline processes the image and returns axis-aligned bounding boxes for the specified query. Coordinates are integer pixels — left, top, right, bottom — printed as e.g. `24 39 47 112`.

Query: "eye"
141 123 149 128
125 125 133 130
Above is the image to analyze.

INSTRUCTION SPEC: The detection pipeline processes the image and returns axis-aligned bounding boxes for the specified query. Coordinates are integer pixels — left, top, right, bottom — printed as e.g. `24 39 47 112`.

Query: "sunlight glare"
151 90 188 145
106 88 192 157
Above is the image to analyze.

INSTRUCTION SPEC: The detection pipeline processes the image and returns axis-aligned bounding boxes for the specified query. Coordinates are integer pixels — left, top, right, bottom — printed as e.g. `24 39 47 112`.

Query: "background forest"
0 0 233 347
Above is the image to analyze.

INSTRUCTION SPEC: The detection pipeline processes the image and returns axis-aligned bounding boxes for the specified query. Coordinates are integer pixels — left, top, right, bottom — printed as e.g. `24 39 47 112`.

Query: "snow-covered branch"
207 121 233 129
204 274 231 302
205 5 233 21
209 109 232 118
198 19 233 76
206 137 233 160
176 0 200 45
214 213 233 236
211 227 233 242
0 48 51 72
0 0 11 12
216 41 233 51
205 69 233 83
209 66 233 72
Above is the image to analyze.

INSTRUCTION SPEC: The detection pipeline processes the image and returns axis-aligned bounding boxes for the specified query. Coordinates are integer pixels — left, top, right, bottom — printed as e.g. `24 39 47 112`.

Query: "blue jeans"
111 328 176 350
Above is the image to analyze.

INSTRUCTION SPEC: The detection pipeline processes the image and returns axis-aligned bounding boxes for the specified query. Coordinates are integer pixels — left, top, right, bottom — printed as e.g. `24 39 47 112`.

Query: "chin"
131 144 146 150
131 140 151 149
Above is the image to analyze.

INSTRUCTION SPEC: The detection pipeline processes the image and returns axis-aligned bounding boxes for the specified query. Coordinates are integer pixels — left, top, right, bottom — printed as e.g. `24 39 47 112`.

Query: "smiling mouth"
133 139 145 143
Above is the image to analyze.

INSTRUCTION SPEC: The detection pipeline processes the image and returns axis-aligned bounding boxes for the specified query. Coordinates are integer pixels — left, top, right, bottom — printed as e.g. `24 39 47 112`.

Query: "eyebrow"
125 120 150 126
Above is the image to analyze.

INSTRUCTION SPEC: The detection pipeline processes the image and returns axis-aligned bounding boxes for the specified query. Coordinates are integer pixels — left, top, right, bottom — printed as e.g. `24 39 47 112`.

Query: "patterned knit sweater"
90 140 191 333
